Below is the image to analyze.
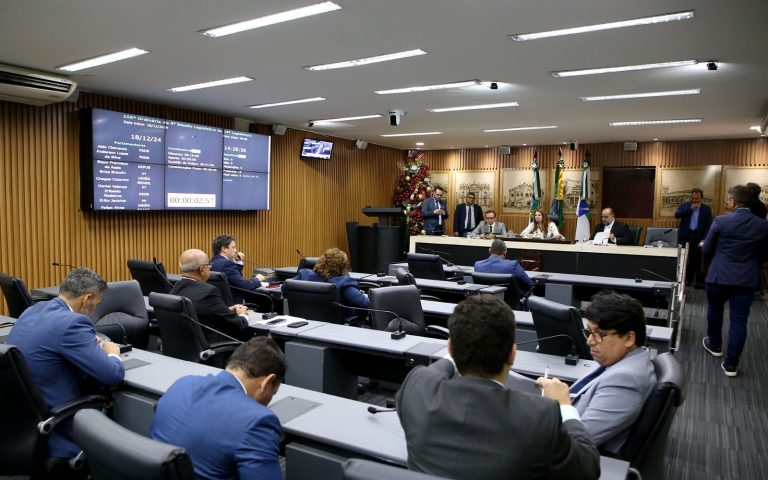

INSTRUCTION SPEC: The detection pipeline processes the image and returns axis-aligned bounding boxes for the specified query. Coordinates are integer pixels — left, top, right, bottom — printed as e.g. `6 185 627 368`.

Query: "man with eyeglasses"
453 191 483 237
471 209 508 239
539 290 656 454
171 249 252 342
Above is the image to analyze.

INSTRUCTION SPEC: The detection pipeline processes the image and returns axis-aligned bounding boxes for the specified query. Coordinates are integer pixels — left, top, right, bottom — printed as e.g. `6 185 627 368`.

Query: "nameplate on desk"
270 396 321 424
122 358 151 370
406 342 446 357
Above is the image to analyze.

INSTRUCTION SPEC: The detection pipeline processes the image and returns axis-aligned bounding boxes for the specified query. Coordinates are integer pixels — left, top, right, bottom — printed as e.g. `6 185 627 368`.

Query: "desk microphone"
465 283 504 296
357 271 387 282
227 284 279 320
296 249 305 259
516 334 581 366
333 302 407 340
640 268 676 283
241 259 277 281
367 406 397 414
52 262 79 269
94 322 132 353
152 257 176 290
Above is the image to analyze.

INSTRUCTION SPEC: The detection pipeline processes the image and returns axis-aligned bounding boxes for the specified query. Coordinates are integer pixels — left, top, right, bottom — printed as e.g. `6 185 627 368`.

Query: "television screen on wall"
300 138 333 160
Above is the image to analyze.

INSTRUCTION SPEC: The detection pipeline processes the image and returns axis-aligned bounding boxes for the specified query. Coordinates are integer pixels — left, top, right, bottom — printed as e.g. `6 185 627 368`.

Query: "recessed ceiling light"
653 138 659 141
428 102 519 113
305 49 427 71
750 126 762 132
552 60 698 78
509 10 694 41
581 89 700 101
168 76 252 93
375 80 481 95
609 119 702 126
57 48 148 72
522 143 527 146
248 97 326 109
415 142 425 146
484 125 559 133
381 132 442 137
311 114 383 124
201 1 341 38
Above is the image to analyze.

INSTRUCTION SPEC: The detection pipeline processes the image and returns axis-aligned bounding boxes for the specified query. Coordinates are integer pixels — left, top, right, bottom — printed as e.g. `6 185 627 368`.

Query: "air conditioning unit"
0 63 78 106
624 141 638 152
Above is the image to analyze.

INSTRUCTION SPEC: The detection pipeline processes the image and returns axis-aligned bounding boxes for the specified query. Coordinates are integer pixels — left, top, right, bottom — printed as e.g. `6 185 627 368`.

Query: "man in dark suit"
396 295 600 480
7 268 125 460
592 207 633 245
172 248 252 342
421 186 448 235
151 337 284 480
675 188 713 286
210 234 266 304
701 185 768 377
453 191 483 237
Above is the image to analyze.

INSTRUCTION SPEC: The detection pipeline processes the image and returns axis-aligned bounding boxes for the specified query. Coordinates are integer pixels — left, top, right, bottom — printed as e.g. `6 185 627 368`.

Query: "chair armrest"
357 281 381 290
39 395 110 434
419 294 442 302
200 341 241 361
425 325 450 339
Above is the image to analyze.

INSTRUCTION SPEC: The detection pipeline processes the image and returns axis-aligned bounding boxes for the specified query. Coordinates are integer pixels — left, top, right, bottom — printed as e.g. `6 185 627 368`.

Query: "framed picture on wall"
562 169 601 214
453 170 497 211
722 166 768 215
428 170 451 196
501 168 549 214
657 166 720 217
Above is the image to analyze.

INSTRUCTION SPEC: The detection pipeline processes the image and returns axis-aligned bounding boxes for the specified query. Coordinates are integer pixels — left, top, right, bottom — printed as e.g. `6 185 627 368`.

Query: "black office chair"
616 352 687 480
395 267 441 301
89 280 150 349
207 271 234 306
0 344 109 477
0 272 37 318
527 295 591 359
644 227 679 248
470 272 530 311
73 409 196 480
406 253 463 282
298 256 319 271
344 459 449 480
282 278 345 324
127 259 173 296
148 292 240 367
368 285 449 338
628 226 643 246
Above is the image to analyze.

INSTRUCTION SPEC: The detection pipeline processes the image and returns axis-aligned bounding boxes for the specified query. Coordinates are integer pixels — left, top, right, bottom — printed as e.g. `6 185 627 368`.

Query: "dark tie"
569 366 605 393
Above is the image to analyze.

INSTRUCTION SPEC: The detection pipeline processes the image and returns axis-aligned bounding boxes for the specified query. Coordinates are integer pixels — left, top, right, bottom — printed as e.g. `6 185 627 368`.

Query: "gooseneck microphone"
94 322 132 353
367 406 397 414
52 262 79 269
152 257 176 290
296 249 305 258
227 283 279 320
333 302 407 340
516 334 581 366
357 271 386 282
640 268 676 283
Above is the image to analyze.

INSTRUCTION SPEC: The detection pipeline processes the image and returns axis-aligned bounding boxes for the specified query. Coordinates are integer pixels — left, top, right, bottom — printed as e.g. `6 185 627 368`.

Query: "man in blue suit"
210 234 266 303
675 188 713 287
473 239 533 292
421 186 448 235
151 337 285 480
453 191 483 237
7 268 125 459
701 185 768 377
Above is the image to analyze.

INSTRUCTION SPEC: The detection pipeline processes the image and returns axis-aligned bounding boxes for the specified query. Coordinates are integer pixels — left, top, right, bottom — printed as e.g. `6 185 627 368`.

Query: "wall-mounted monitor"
301 138 333 160
80 108 270 211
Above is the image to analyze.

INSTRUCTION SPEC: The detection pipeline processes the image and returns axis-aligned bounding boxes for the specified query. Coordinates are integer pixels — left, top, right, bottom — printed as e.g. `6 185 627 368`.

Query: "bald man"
170 249 252 342
592 208 633 245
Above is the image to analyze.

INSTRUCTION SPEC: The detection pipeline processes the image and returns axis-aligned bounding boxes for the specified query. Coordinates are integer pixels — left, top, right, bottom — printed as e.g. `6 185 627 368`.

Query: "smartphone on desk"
266 318 287 326
287 321 308 328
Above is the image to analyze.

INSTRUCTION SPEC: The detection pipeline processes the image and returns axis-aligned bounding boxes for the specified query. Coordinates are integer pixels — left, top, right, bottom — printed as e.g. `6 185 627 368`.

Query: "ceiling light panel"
552 60 698 78
381 132 443 137
609 119 702 126
57 48 148 72
305 49 427 71
581 89 700 101
201 2 342 38
375 80 481 95
484 125 558 132
168 76 252 93
311 114 383 124
428 102 519 113
248 97 325 109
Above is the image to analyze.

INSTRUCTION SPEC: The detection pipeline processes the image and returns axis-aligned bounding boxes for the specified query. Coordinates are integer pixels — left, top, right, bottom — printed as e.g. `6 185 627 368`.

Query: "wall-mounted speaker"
624 141 638 151
271 124 287 135
568 140 578 151
499 145 511 155
355 139 368 150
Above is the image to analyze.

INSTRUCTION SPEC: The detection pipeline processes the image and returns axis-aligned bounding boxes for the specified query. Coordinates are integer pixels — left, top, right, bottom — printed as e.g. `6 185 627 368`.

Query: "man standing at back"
7 268 124 461
210 234 266 304
701 185 768 377
396 295 600 480
453 191 483 237
675 188 713 287
474 239 533 292
151 337 284 480
421 186 448 235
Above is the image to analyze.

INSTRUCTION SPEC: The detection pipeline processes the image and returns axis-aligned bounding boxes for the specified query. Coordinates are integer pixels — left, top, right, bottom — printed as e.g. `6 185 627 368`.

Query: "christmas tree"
393 150 434 235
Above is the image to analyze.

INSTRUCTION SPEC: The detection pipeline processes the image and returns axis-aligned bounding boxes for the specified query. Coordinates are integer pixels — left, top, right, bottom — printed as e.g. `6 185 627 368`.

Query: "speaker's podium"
347 207 406 273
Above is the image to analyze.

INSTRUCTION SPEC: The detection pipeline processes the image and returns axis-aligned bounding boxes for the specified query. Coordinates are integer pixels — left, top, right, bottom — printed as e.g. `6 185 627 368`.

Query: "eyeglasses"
582 328 620 343
199 263 213 269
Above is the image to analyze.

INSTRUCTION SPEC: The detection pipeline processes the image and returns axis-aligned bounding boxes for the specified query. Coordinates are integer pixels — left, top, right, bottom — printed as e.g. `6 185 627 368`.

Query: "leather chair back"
298 256 319 271
73 409 195 480
0 344 52 475
628 226 643 246
0 272 35 318
406 253 446 281
283 279 344 324
148 292 209 363
395 267 417 286
89 280 150 349
127 259 172 296
644 227 678 248
207 271 234 306
471 272 525 310
618 352 687 479
344 459 449 480
368 285 425 335
527 295 591 359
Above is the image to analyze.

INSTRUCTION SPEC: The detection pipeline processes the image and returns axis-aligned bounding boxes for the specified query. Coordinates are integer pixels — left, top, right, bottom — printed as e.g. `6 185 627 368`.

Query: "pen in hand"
541 366 549 396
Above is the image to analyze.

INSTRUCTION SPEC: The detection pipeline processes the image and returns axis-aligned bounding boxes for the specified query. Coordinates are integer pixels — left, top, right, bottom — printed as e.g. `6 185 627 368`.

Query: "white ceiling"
1 0 766 150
